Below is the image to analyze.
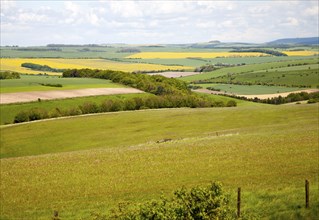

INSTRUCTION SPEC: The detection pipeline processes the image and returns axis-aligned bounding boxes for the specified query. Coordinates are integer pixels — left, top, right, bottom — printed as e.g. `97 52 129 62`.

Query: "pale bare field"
195 88 319 99
243 89 319 99
148 71 201 78
0 88 144 104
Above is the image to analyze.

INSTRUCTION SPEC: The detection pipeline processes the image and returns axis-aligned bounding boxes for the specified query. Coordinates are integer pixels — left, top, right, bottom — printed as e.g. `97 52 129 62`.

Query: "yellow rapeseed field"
282 51 319 56
0 58 191 75
126 52 269 59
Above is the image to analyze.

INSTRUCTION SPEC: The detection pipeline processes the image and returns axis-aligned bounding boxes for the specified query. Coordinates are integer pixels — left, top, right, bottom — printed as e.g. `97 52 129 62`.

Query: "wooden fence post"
237 187 241 218
305 179 309 208
53 210 59 220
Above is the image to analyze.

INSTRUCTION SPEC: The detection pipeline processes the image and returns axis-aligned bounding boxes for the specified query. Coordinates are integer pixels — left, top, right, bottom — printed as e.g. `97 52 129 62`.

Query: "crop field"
0 58 191 74
0 75 124 93
209 68 319 88
0 104 318 219
0 46 132 59
121 56 319 68
253 63 319 72
282 50 319 56
181 57 319 82
209 55 319 65
126 52 269 59
194 83 302 95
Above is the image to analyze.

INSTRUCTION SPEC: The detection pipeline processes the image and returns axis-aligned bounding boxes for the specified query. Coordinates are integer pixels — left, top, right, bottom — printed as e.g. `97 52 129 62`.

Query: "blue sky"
1 0 318 46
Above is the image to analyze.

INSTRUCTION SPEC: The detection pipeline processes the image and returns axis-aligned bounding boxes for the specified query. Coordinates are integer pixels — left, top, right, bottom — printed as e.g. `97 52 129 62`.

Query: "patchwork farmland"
0 39 318 219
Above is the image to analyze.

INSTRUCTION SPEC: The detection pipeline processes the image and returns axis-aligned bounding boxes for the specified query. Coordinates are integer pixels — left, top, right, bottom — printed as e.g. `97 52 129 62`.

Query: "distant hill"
267 37 319 45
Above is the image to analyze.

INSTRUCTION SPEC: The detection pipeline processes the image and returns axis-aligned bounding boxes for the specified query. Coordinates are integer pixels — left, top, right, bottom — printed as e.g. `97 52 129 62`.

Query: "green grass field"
181 57 319 82
208 68 319 88
0 46 132 59
253 63 319 72
0 104 318 219
0 75 124 93
194 83 302 95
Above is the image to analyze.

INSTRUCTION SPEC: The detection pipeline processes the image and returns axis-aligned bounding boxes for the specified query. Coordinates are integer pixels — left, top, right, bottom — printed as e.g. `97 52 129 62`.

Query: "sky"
1 0 318 46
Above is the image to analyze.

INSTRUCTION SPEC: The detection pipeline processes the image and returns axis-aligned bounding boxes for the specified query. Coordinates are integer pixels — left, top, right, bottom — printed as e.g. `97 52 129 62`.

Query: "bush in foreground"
92 182 234 220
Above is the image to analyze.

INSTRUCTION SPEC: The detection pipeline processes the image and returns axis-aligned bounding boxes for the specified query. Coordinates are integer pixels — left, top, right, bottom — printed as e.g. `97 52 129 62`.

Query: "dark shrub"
79 102 99 114
28 108 48 121
14 111 29 123
124 99 137 110
226 100 237 107
68 107 82 116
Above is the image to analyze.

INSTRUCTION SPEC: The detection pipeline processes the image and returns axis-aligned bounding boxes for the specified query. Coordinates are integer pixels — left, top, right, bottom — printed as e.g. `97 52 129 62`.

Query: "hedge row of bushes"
21 63 65 72
62 68 232 108
13 96 236 123
63 68 190 96
0 71 20 80
231 48 288 56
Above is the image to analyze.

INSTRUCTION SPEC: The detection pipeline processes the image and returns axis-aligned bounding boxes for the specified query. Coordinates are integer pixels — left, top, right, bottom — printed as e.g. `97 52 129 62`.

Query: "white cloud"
304 6 319 16
1 0 16 11
108 1 143 18
282 17 300 26
0 0 318 45
197 1 236 11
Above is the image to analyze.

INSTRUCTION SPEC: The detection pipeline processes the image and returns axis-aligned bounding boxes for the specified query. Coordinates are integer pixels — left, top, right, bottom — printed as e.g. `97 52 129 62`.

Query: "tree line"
0 71 20 80
13 68 237 123
21 63 66 72
13 95 236 123
230 49 288 56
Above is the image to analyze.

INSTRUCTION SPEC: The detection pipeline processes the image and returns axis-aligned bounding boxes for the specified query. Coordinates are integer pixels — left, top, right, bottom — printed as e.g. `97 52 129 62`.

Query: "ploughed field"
0 104 318 219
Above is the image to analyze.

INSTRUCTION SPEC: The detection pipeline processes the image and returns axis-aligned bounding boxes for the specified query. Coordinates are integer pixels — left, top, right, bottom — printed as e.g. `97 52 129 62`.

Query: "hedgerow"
12 69 236 123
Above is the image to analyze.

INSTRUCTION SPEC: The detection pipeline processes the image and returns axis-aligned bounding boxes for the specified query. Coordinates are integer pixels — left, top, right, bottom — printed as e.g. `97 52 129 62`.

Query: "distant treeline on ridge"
21 63 66 72
230 49 288 56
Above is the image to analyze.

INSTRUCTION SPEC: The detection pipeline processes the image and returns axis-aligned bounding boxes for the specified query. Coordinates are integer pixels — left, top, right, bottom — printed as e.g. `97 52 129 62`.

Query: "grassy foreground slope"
0 104 318 219
1 103 289 159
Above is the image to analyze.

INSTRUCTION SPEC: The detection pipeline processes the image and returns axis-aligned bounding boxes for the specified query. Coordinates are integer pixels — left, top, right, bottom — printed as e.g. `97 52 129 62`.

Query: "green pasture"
122 58 208 68
253 63 319 72
0 46 131 59
182 58 319 82
195 83 302 95
211 68 319 88
0 74 124 93
0 104 318 219
0 46 230 59
119 56 318 69
209 56 318 65
0 93 154 125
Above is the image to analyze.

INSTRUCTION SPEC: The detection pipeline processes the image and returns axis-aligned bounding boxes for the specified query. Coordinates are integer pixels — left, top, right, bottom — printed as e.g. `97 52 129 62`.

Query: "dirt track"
0 88 144 104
